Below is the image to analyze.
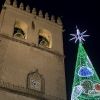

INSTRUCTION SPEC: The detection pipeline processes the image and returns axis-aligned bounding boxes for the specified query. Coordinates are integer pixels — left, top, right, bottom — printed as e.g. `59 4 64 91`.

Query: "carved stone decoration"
0 33 64 57
45 12 49 20
51 15 55 22
32 8 37 15
39 10 43 17
26 5 30 12
27 69 45 93
13 0 17 7
0 80 63 100
19 2 24 10
5 0 11 5
57 17 62 25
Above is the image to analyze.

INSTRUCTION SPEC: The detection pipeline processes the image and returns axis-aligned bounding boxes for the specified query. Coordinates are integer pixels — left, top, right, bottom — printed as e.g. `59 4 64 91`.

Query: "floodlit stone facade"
0 0 66 100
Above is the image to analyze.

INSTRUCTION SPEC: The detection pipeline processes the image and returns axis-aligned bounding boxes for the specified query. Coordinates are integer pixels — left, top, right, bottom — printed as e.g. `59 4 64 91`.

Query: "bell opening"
39 35 49 47
13 28 25 39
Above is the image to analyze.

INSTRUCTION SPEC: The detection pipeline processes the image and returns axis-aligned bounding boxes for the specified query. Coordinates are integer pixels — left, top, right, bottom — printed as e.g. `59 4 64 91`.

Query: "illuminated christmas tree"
70 26 100 100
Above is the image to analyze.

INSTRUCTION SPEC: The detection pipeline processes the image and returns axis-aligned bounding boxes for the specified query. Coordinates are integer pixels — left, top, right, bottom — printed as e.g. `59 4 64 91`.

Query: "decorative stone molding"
4 0 63 26
51 15 55 22
0 33 65 58
0 80 65 100
19 2 24 10
5 0 11 5
38 10 43 17
45 13 49 20
27 69 45 93
32 8 37 15
26 5 30 12
13 0 17 7
57 17 62 25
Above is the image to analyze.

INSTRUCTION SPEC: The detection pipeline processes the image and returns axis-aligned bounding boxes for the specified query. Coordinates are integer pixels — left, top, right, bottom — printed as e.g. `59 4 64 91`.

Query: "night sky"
0 0 100 100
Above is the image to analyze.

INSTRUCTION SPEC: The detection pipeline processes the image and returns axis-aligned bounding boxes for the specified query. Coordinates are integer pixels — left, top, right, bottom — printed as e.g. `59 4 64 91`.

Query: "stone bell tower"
0 0 66 100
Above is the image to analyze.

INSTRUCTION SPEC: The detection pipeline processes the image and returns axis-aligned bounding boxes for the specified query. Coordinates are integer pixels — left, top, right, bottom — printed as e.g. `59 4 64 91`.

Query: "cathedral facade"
0 0 66 100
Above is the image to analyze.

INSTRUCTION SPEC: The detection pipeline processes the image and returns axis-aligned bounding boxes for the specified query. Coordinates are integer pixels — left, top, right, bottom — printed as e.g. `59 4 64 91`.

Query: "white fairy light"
69 25 89 43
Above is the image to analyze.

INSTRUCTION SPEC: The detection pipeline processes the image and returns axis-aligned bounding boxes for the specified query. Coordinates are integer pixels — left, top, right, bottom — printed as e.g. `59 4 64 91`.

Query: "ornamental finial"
32 8 36 15
19 2 24 10
26 5 30 12
69 26 89 43
13 0 17 7
39 10 43 17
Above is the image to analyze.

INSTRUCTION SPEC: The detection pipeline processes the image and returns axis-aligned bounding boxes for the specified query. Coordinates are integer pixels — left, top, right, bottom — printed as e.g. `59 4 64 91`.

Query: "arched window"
13 21 28 39
38 29 52 48
27 69 45 93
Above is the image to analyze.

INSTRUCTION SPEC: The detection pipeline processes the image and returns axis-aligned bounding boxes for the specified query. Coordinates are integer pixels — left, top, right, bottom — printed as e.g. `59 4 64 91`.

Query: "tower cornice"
0 33 65 58
4 0 63 29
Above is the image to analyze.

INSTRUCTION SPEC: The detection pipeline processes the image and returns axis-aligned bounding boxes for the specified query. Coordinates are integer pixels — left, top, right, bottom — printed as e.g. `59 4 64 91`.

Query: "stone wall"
0 33 66 100
0 0 67 100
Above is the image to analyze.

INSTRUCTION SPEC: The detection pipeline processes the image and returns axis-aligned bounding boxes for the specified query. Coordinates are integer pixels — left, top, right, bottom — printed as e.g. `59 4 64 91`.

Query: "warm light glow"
39 29 52 48
14 21 28 39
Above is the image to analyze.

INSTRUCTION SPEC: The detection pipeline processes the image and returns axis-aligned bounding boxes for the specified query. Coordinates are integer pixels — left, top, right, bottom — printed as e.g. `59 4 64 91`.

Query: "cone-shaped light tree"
70 26 100 100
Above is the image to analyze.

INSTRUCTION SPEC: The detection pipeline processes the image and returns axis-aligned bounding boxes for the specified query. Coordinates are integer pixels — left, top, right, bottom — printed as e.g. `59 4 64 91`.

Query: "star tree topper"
69 26 89 43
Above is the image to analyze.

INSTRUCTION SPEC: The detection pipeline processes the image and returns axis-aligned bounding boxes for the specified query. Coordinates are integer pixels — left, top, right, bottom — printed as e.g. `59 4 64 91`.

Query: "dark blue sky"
0 0 100 100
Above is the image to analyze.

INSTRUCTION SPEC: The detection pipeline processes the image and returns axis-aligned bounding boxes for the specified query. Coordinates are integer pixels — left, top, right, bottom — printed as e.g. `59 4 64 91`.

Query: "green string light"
71 43 100 100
